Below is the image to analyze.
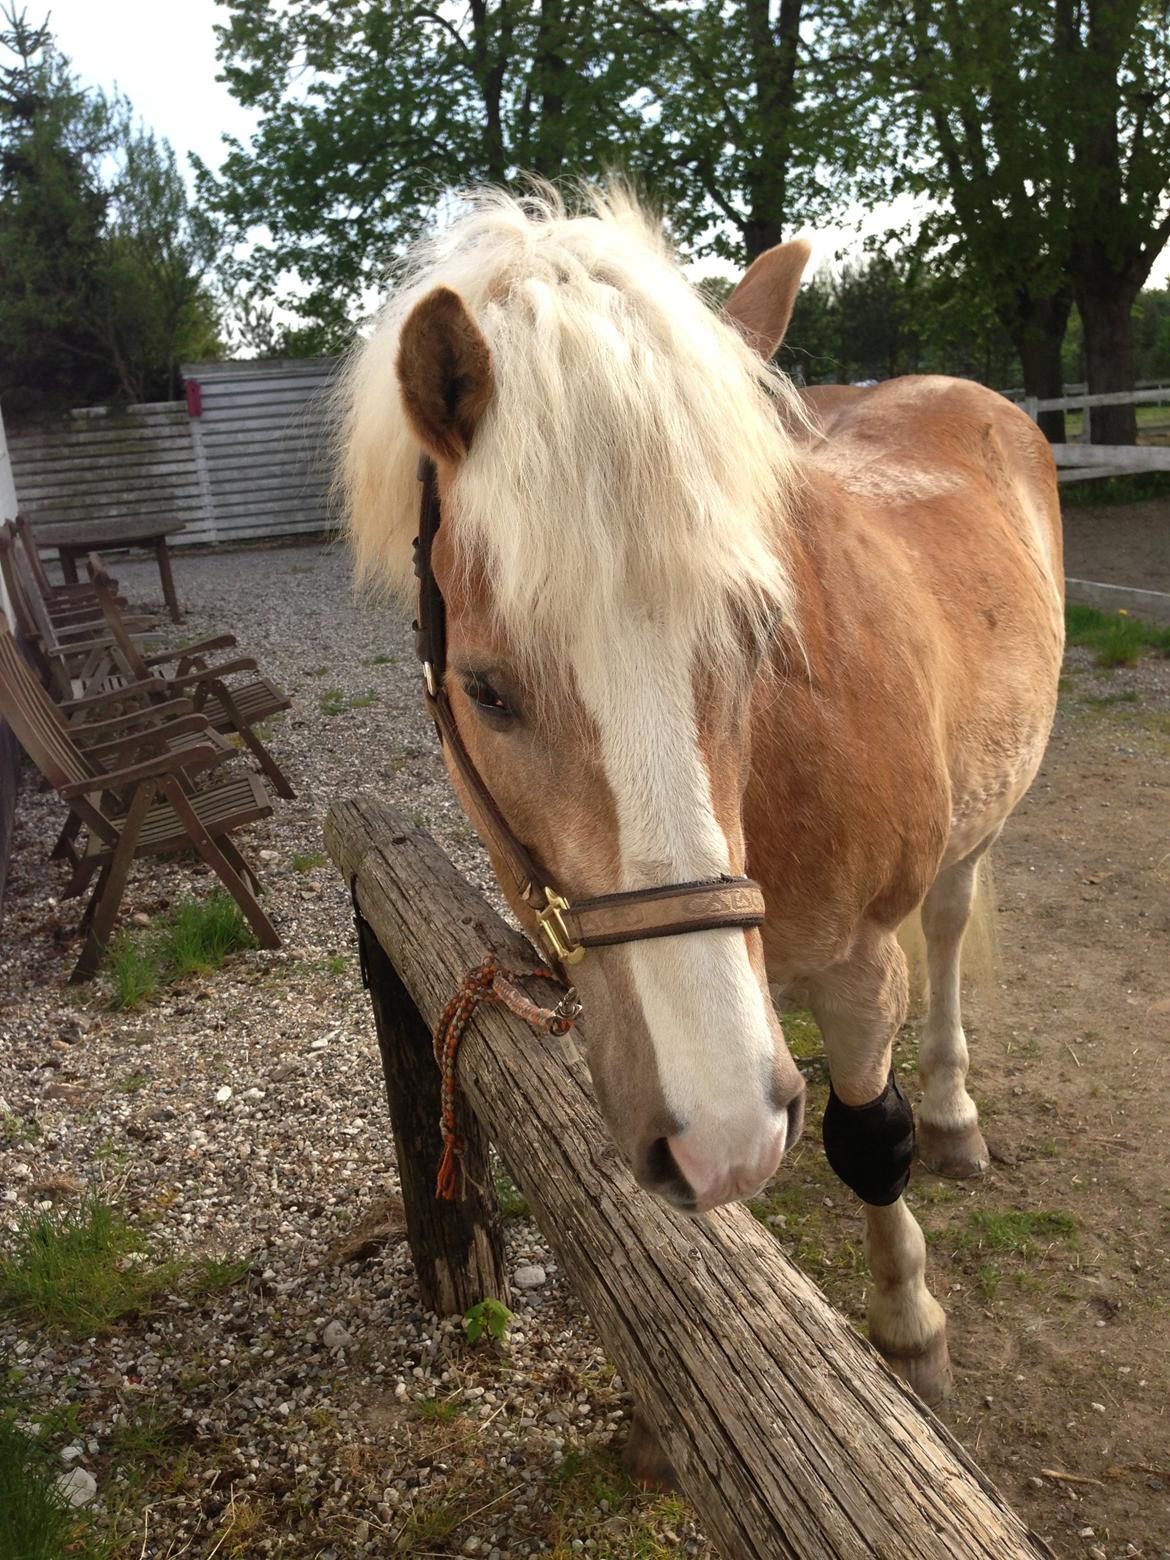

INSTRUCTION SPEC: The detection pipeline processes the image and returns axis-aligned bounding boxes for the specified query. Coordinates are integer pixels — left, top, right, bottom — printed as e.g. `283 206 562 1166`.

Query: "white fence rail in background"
1013 381 1170 482
6 357 342 549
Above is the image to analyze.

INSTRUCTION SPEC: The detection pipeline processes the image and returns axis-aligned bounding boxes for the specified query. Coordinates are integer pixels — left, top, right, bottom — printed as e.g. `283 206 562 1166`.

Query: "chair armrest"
60 677 165 712
84 714 211 764
60 739 219 797
70 698 194 738
165 656 259 686
142 634 237 667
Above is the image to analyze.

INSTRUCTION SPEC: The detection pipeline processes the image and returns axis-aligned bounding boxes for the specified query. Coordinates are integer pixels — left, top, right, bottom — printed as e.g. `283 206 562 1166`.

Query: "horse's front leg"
806 929 952 1404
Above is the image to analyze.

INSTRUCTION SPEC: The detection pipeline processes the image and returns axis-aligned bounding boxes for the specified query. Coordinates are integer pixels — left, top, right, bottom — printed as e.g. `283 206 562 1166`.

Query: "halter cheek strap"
412 454 766 969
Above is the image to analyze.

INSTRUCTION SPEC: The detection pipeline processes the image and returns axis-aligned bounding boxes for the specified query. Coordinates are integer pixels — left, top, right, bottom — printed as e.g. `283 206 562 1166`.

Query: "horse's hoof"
874 1328 954 1406
622 1412 677 1494
918 1119 990 1180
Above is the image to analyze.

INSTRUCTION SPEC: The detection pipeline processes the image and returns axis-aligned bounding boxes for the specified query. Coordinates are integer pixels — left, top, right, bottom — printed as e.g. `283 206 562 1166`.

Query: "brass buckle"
536 890 585 966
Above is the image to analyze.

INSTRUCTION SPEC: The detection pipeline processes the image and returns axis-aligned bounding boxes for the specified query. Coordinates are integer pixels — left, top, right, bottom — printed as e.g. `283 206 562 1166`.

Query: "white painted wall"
0 401 18 628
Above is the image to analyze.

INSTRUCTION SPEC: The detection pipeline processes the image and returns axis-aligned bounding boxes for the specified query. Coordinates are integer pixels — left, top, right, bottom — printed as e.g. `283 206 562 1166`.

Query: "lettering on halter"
822 1070 915 1207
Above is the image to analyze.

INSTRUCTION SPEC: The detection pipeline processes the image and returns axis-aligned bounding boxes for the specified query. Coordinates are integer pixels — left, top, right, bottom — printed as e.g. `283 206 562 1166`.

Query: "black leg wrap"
822 1070 915 1206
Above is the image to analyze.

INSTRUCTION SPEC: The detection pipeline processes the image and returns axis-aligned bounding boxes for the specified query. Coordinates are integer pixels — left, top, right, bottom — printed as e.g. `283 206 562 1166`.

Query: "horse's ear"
396 286 494 461
722 239 812 360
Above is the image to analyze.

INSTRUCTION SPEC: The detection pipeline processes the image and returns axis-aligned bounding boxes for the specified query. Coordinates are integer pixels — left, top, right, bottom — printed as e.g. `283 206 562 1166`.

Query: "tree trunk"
741 0 802 262
1014 316 1070 445
1078 286 1139 445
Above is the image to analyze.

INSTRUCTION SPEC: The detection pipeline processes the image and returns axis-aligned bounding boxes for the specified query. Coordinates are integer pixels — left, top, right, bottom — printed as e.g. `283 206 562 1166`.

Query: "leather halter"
411 454 766 969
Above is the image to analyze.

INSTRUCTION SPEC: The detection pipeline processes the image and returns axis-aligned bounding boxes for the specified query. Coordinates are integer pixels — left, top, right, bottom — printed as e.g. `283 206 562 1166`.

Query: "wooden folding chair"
13 514 122 621
86 558 296 799
0 620 279 980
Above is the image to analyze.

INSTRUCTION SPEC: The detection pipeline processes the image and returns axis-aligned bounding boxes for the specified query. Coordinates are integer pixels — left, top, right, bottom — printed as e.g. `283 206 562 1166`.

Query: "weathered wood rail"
327 795 1051 1560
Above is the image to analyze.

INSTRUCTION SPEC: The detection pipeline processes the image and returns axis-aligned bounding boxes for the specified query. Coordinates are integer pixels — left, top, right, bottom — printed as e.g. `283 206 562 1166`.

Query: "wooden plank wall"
182 358 340 544
7 402 211 542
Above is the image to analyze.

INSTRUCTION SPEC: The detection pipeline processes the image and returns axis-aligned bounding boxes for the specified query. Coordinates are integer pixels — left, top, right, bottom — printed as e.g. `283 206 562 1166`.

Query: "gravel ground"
0 541 712 1558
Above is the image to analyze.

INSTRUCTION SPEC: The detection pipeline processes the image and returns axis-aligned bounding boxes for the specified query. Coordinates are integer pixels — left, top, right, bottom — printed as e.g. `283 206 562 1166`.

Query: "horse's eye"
464 675 513 719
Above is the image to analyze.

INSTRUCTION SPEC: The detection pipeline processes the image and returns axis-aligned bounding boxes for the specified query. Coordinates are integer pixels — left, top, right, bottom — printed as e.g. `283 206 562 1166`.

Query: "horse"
340 188 1064 1411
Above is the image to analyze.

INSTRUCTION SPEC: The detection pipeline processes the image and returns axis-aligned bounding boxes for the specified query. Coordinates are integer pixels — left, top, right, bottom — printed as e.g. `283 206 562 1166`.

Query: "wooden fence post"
351 893 509 1315
328 796 1053 1560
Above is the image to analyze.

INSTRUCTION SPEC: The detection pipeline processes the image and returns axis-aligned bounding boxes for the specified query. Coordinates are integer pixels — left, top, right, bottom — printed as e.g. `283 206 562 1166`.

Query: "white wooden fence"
6 357 341 548
1015 383 1170 482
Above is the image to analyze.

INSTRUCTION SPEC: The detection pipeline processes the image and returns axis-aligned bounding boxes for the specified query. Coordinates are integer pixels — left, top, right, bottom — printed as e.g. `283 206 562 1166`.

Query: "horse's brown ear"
722 239 812 359
396 286 494 461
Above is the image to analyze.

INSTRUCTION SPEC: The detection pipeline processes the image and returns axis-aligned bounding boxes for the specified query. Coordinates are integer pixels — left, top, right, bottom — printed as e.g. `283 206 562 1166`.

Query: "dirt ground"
1062 493 1170 594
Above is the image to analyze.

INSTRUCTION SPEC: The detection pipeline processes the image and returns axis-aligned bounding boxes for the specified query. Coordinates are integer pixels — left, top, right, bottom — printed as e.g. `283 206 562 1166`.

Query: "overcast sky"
42 0 1170 292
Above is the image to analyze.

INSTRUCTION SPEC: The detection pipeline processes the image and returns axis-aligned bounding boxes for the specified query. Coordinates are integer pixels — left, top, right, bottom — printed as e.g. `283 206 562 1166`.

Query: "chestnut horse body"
342 190 1064 1404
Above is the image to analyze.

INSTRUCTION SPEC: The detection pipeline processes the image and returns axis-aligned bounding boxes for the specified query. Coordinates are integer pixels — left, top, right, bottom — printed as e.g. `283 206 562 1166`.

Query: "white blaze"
574 617 781 1188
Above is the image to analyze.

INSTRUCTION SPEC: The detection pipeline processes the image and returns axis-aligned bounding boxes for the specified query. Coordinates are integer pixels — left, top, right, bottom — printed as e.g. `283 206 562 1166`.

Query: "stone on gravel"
215 1085 233 1104
322 1320 354 1351
57 1467 97 1506
514 1264 547 1289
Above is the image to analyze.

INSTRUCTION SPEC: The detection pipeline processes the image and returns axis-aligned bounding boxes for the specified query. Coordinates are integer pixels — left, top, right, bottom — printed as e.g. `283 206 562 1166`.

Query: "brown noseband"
412 455 766 970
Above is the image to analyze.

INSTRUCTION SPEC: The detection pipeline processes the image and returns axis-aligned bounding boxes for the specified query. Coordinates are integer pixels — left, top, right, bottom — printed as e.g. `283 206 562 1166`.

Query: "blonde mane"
339 185 807 673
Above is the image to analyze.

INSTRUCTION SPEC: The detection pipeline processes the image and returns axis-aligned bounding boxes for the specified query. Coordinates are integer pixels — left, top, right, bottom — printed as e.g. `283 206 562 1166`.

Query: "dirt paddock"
1 496 1168 1558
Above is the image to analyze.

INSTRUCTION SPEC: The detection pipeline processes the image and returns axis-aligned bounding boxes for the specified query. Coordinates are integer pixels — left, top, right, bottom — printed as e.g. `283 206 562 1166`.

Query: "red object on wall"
185 379 203 417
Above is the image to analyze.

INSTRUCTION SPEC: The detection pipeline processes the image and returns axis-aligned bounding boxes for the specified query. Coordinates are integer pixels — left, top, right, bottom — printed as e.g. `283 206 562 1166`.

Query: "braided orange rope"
432 955 580 1200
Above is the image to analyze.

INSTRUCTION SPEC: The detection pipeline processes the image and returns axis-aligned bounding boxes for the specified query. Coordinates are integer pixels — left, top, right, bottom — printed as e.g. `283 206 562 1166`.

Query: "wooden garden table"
34 518 187 622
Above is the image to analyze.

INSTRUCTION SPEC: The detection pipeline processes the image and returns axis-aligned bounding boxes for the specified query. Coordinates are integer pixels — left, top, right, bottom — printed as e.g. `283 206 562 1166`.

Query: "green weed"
106 892 256 1010
0 1195 180 1334
1065 603 1170 667
369 653 398 666
965 1208 1077 1256
0 1406 95 1560
416 1396 464 1423
462 1296 512 1344
290 850 327 872
494 1163 530 1220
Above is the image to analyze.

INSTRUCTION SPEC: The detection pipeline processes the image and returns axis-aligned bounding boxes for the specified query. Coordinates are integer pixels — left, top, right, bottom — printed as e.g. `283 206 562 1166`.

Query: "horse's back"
800 375 1063 612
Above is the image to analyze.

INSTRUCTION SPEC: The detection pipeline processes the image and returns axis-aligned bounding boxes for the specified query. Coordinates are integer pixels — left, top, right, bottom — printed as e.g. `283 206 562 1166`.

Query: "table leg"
155 539 182 623
59 548 80 586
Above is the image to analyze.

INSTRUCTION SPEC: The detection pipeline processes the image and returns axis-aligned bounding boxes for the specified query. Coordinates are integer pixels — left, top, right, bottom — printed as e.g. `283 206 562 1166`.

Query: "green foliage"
0 10 222 420
202 0 669 327
0 1403 91 1560
1060 471 1170 508
462 1296 512 1344
1065 604 1170 667
106 891 257 1009
0 1195 180 1334
290 850 327 872
964 1209 1076 1256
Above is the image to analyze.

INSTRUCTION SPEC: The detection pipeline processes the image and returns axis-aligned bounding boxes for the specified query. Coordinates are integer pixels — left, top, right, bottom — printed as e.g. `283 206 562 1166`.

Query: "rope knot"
432 954 579 1200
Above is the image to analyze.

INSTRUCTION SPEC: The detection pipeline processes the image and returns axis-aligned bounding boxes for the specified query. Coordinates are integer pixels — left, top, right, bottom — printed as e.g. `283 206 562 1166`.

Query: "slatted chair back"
0 619 116 844
13 514 60 600
86 560 151 680
0 522 45 648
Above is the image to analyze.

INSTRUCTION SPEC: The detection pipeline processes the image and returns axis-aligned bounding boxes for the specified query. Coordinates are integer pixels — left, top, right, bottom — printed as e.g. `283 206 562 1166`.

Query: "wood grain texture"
327 795 1051 1560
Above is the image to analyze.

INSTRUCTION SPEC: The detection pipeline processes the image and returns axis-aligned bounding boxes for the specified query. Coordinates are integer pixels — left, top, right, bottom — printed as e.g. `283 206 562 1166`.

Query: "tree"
97 130 223 402
0 9 224 418
622 1 866 266
860 0 1170 444
0 8 115 417
201 0 665 325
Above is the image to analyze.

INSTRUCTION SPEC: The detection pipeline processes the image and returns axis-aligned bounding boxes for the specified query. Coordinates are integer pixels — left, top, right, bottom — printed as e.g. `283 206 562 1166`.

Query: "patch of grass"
780 1006 823 1061
188 1255 251 1297
494 1163 530 1220
318 686 378 715
1060 470 1170 507
108 938 159 1010
290 850 327 872
369 653 398 666
0 1195 179 1335
322 953 350 976
416 1395 464 1424
1065 603 1170 667
113 1071 148 1094
965 1208 1077 1256
106 892 257 1010
0 1110 39 1147
547 1450 684 1558
0 1404 97 1560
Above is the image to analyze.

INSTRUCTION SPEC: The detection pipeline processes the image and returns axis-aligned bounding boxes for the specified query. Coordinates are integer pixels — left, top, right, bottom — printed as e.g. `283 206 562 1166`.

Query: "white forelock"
338 183 806 676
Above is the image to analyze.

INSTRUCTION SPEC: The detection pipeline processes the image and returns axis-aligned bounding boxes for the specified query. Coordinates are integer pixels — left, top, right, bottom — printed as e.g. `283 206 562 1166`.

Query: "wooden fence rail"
327 795 1051 1560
